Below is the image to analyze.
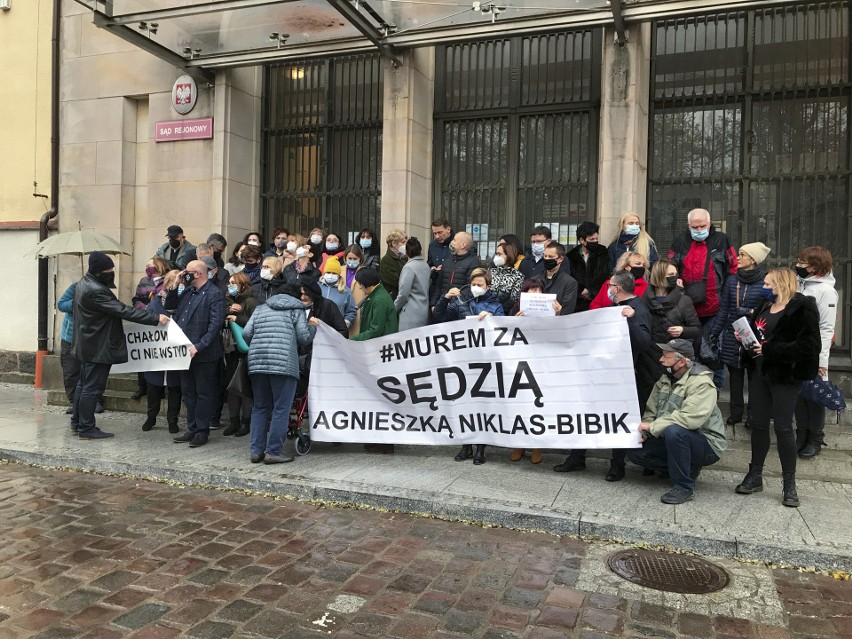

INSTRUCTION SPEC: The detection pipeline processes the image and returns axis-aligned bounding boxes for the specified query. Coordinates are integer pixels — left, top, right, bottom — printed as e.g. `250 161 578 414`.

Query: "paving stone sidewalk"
0 462 850 639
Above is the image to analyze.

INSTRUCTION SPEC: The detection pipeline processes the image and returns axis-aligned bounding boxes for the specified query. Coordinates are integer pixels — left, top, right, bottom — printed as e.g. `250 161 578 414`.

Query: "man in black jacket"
555 270 652 480
430 231 480 308
566 221 609 312
71 252 169 439
538 243 578 315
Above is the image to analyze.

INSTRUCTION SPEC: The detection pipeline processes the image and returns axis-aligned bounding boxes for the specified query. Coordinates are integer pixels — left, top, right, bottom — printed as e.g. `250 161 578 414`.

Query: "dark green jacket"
352 284 398 341
379 249 407 300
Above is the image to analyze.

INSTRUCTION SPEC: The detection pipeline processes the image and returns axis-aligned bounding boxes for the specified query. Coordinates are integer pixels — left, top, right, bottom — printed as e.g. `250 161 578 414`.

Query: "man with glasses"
169 260 226 448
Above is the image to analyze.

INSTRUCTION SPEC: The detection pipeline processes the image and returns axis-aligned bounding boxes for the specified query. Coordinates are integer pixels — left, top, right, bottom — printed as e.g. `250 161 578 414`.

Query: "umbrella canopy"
26 230 129 259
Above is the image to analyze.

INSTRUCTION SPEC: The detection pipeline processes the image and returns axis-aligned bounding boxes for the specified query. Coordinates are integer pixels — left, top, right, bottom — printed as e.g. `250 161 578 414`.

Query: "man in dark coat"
155 225 196 270
169 260 226 448
555 270 652 481
427 218 455 294
538 242 578 315
71 252 169 439
429 231 480 308
566 221 609 312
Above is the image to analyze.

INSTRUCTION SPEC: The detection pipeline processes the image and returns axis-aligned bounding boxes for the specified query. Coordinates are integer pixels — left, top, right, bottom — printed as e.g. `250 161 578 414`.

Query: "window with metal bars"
648 2 851 347
262 55 383 244
434 30 601 260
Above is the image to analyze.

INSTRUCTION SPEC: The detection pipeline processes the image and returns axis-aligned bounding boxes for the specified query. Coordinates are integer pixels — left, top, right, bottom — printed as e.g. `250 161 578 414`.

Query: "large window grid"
434 30 601 259
262 55 383 240
648 2 851 348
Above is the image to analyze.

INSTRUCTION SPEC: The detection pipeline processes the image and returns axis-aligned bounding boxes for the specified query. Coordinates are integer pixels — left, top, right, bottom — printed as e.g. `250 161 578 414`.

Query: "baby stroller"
288 353 312 455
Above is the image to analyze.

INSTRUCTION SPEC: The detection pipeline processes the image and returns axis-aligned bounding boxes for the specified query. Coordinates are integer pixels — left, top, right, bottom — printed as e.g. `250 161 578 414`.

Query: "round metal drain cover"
608 549 729 594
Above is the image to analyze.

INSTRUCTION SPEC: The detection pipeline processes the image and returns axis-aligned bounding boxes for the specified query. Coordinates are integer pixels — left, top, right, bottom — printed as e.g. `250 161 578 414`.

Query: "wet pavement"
0 461 850 639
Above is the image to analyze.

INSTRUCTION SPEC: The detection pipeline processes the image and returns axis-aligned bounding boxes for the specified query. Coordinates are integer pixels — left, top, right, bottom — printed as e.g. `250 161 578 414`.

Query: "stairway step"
0 372 34 385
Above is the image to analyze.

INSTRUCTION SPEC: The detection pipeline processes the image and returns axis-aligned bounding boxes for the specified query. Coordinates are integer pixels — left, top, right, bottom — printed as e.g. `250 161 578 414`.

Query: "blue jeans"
249 373 297 456
627 424 719 491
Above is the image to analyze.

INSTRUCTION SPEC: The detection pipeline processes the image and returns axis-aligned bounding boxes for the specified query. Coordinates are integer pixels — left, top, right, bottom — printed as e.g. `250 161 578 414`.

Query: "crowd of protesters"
59 211 835 507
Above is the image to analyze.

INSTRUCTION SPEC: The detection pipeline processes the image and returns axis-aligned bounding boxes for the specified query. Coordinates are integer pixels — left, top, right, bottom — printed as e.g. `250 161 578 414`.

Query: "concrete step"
0 372 34 385
106 374 140 393
47 389 179 416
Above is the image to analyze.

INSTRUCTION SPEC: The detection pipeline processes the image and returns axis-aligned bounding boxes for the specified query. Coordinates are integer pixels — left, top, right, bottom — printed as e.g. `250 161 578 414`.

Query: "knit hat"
298 274 322 302
354 268 380 288
323 258 341 275
88 251 114 274
739 242 771 265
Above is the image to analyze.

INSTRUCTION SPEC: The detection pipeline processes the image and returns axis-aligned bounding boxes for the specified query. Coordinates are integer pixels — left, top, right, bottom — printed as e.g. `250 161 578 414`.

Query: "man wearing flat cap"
628 338 727 505
156 225 196 270
71 252 170 439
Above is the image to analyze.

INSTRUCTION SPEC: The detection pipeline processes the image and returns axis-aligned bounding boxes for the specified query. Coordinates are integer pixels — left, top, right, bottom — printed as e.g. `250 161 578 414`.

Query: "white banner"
308 308 643 448
110 321 193 374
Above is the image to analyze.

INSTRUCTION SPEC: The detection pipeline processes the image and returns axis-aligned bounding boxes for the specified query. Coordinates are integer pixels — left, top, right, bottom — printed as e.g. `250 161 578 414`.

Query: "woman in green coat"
379 228 408 300
352 269 398 342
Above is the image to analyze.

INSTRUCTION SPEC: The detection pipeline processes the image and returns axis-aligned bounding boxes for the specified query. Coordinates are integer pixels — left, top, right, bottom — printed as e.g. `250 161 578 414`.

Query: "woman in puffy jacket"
708 242 769 428
433 267 506 323
794 246 839 458
242 284 317 465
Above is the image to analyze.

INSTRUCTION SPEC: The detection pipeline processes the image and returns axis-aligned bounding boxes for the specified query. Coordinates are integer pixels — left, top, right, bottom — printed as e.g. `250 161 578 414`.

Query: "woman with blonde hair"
253 256 288 304
379 228 408 300
589 251 649 310
607 212 659 272
734 268 821 507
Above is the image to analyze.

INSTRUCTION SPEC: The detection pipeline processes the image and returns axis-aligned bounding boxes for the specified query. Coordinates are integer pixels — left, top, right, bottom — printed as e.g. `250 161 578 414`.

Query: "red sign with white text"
155 118 214 142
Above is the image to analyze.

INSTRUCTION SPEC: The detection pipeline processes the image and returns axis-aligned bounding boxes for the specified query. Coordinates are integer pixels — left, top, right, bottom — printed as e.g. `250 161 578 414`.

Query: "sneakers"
660 486 694 504
264 453 294 464
78 428 115 440
250 453 265 463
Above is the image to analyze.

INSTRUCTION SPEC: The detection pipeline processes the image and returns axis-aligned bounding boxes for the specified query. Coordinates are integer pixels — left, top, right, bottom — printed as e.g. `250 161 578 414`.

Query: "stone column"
380 48 434 244
597 23 651 242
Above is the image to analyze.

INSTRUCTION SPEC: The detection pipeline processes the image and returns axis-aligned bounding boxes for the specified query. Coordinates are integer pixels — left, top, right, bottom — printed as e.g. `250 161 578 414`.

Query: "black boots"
472 445 486 465
141 416 156 431
234 419 250 437
454 445 472 461
223 417 240 436
735 464 764 494
782 472 800 507
167 419 179 434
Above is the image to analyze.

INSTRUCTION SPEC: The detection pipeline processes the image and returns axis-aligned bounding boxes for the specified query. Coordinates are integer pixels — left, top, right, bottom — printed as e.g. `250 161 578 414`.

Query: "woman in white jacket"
794 246 839 458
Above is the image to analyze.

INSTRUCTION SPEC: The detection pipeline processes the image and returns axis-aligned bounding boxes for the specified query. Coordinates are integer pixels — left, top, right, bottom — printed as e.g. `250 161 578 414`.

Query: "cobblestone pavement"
0 462 849 639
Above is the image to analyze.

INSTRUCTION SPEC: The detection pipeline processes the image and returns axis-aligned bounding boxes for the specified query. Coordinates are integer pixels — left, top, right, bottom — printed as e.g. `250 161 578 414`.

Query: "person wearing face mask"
432 267 505 323
283 242 319 286
489 242 524 315
707 243 770 429
263 227 291 259
793 246 838 459
567 221 610 312
628 339 727 505
358 228 381 270
429 231 481 309
519 225 553 280
607 213 659 273
130 256 171 400
319 258 357 329
395 237 431 331
243 231 264 250
734 268 821 507
537 243 578 315
319 232 345 273
198 253 227 296
225 241 247 276
307 228 326 268
252 257 288 304
156 225 196 270
589 252 649 310
222 272 257 437
379 229 409 300
71 252 171 440
557 270 651 481
240 245 265 284
497 235 525 270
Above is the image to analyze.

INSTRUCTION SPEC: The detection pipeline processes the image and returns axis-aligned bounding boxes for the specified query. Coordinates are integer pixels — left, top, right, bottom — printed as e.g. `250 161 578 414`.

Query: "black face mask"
795 266 810 279
95 271 115 288
183 272 196 286
666 274 679 288
584 241 599 250
168 238 181 250
543 258 559 271
630 266 645 280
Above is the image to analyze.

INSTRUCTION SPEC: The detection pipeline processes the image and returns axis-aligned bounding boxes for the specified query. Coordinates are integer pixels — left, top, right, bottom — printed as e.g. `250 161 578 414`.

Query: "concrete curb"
2 447 849 573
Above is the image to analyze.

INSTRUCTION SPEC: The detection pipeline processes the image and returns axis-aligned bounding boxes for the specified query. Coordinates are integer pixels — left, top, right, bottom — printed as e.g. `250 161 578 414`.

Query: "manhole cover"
608 549 729 594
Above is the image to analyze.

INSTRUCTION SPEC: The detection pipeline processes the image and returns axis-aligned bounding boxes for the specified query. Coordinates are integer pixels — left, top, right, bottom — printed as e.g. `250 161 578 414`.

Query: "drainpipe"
35 0 61 386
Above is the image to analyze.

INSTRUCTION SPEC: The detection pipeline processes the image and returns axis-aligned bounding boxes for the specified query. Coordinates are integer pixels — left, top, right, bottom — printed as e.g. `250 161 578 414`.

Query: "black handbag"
226 358 252 400
800 377 846 416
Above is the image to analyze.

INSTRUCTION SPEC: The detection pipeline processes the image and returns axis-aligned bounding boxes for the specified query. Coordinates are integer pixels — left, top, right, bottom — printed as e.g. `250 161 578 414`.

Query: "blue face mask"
759 287 776 300
227 285 239 297
690 228 709 241
624 224 640 236
346 260 360 270
177 284 185 295
359 238 372 249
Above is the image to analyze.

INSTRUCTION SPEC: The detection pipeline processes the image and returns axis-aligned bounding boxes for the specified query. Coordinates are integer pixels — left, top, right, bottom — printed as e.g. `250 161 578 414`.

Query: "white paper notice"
519 293 557 317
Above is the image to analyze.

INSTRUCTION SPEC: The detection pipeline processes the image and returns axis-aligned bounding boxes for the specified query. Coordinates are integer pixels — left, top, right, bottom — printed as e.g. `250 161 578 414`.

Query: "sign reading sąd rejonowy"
308 308 643 449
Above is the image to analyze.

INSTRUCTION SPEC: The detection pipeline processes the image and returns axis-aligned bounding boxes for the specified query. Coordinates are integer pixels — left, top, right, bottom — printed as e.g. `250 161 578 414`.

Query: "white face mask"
324 274 339 285
607 287 617 302
531 242 545 256
492 255 506 268
310 234 323 244
247 240 261 247
260 268 273 281
286 241 297 252
470 285 486 298
296 247 309 258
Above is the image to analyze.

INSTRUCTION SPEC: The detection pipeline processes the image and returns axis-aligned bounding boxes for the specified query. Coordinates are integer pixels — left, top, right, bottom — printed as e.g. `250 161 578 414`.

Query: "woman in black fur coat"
734 268 821 507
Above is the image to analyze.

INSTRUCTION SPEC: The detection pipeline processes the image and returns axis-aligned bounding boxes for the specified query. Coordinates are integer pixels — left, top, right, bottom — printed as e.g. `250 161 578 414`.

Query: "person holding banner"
489 242 524 315
628 339 727 505
433 267 505 324
242 284 318 464
71 252 170 440
538 243 577 315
